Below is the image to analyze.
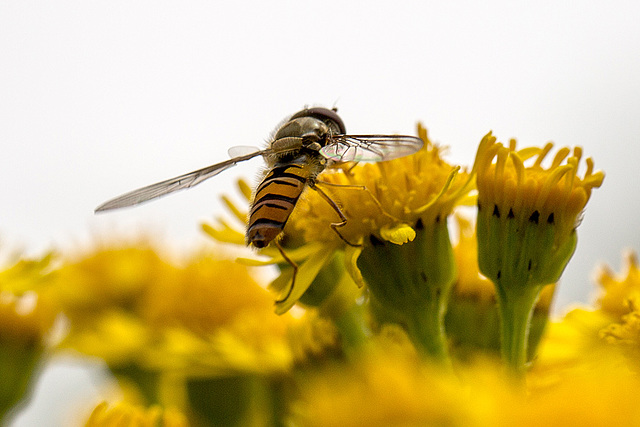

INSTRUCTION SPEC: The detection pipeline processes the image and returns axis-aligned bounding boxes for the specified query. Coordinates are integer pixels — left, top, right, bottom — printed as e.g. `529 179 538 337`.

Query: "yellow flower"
59 309 151 366
321 125 472 359
0 251 57 422
452 215 498 303
520 360 640 427
85 402 188 427
139 256 275 334
137 254 293 376
531 250 640 385
0 252 55 294
289 329 473 427
476 133 604 287
204 125 473 322
286 309 341 365
255 125 473 360
600 294 640 368
530 252 640 390
49 245 172 316
46 242 297 425
202 179 253 247
595 250 640 318
48 244 174 367
589 251 640 369
474 132 604 374
530 307 617 388
289 124 471 246
0 292 55 347
527 303 640 425
51 243 293 376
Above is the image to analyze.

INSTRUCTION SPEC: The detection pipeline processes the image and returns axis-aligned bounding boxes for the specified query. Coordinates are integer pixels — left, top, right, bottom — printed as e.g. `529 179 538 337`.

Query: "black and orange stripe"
246 160 312 248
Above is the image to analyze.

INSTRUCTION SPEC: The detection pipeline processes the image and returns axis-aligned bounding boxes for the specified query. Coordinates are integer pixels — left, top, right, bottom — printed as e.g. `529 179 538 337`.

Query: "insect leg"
315 179 400 223
308 183 361 247
274 240 298 303
341 162 360 174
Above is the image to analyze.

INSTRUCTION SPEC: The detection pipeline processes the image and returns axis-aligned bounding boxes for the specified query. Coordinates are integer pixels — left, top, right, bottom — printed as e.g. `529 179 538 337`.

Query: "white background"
2 1 639 425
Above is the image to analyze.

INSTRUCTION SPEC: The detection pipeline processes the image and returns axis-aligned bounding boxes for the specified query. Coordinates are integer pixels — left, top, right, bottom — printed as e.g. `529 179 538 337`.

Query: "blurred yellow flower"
290 328 473 427
452 215 495 302
600 295 640 368
85 401 188 427
31 242 303 426
140 254 292 376
139 256 275 334
530 307 617 387
0 252 55 294
59 309 151 366
286 309 341 365
533 251 640 378
50 243 294 378
293 322 640 427
596 251 640 318
0 291 55 346
49 246 171 316
520 359 640 427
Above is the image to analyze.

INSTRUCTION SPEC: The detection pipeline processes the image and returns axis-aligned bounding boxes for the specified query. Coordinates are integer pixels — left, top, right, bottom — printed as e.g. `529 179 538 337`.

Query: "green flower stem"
358 217 456 362
0 344 42 425
478 202 578 375
405 284 450 361
112 364 161 404
495 282 543 377
332 303 369 351
444 291 552 361
187 374 287 427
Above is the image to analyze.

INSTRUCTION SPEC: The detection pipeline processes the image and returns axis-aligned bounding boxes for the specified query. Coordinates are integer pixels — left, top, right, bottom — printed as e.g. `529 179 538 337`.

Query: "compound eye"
289 107 346 134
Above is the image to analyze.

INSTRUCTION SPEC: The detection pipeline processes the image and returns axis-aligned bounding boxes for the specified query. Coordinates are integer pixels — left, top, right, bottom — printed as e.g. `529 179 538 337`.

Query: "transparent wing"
95 148 269 212
227 145 261 157
320 134 424 162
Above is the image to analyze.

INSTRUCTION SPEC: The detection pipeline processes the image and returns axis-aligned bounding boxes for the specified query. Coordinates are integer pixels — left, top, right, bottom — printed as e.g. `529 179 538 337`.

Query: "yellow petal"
275 245 336 314
380 224 416 245
201 222 246 245
344 245 365 288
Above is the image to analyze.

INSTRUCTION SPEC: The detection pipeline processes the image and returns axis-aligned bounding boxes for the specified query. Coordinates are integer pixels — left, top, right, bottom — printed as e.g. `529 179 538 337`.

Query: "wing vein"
95 149 272 212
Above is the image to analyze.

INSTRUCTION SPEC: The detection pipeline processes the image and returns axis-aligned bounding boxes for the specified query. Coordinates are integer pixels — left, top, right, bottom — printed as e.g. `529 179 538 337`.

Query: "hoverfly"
96 107 423 298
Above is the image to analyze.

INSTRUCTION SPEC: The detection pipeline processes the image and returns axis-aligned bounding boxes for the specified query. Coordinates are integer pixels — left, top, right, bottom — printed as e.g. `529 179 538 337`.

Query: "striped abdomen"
246 161 311 248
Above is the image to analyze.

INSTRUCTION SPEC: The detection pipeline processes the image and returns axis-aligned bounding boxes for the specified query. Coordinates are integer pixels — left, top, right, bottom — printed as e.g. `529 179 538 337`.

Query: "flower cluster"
6 120 637 427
